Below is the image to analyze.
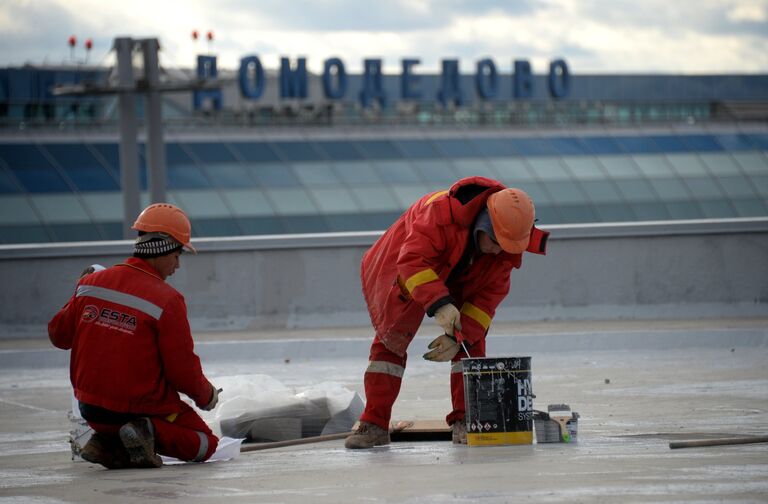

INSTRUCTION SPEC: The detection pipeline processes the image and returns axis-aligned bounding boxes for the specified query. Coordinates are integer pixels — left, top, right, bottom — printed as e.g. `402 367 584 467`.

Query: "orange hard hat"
131 203 196 253
486 188 535 254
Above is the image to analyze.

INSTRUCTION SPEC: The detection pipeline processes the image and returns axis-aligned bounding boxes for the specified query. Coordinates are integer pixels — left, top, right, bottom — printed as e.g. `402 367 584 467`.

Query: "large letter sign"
322 57 347 99
194 55 222 110
548 59 570 99
280 57 308 99
239 55 265 100
359 59 387 108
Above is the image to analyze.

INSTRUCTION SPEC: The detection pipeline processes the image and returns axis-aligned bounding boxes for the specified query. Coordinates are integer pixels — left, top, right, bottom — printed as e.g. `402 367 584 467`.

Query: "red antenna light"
68 35 77 48
206 30 214 41
192 30 199 40
85 39 93 50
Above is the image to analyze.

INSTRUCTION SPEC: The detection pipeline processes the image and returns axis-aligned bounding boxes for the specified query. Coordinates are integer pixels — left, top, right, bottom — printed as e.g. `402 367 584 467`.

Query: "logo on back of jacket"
82 304 137 334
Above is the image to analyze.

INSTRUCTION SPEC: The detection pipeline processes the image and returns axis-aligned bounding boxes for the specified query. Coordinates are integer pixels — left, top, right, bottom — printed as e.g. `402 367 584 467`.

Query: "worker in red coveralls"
48 203 220 469
345 177 548 449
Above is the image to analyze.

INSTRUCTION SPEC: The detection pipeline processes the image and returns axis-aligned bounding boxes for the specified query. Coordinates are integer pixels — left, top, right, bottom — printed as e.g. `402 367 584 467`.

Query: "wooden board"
390 419 452 442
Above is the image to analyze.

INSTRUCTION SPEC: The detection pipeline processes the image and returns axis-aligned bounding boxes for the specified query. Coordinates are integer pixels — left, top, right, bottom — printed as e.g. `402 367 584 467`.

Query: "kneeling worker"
346 177 548 449
49 203 220 469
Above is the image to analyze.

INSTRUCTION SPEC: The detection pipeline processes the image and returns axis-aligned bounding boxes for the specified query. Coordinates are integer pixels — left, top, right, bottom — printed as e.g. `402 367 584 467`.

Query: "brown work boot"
451 420 467 444
118 418 163 468
80 432 131 469
344 421 390 449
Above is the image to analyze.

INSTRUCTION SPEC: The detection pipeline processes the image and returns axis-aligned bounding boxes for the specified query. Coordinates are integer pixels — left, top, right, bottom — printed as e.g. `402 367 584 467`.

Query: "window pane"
313 141 362 161
732 198 768 216
633 155 675 177
172 191 231 218
205 163 255 188
432 138 478 158
714 134 753 151
309 187 359 213
614 179 658 201
733 152 768 175
0 195 40 224
272 141 321 162
166 144 194 165
90 143 120 170
30 194 90 223
684 177 723 198
527 157 571 181
350 187 401 212
681 135 722 152
267 188 319 215
471 137 518 156
222 189 275 216
554 203 599 223
193 218 241 237
49 223 101 242
186 143 236 163
594 203 635 222
412 160 457 183
490 158 535 182
0 225 49 244
546 181 587 204
719 176 756 198
231 142 280 162
238 217 284 235
598 155 641 178
325 213 368 231
167 164 210 189
699 200 736 218
580 136 622 155
700 153 742 176
666 154 708 176
749 175 768 197
248 163 301 187
390 184 431 208
81 193 123 222
282 215 329 233
649 177 690 200
613 136 660 154
509 138 552 156
293 162 340 186
43 144 118 191
0 167 21 193
563 157 605 180
580 180 623 203
631 202 669 220
549 137 587 155
333 161 382 185
353 140 402 159
394 140 439 159
665 201 703 219
650 135 688 153
374 160 421 183
453 159 499 179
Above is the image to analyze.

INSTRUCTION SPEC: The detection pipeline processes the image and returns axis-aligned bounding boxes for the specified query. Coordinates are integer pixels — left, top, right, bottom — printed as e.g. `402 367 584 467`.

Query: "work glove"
423 333 460 362
434 303 461 337
201 386 222 411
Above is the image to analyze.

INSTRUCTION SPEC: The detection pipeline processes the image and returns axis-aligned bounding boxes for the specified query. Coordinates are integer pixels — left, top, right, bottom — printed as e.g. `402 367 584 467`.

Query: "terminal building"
0 55 766 244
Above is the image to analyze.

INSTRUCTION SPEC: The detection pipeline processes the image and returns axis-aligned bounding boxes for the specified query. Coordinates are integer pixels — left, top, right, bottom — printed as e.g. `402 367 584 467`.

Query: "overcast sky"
1 0 766 74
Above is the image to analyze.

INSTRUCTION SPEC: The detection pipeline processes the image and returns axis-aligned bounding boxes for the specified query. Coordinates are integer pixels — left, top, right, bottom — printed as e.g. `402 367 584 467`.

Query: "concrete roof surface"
1 318 766 503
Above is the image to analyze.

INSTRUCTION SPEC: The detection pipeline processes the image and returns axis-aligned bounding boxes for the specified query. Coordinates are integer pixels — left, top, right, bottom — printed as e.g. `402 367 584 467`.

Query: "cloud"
0 0 765 73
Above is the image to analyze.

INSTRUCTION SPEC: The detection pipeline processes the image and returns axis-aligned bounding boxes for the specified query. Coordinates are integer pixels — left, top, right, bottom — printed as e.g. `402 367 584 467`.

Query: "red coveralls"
48 257 218 462
360 176 525 429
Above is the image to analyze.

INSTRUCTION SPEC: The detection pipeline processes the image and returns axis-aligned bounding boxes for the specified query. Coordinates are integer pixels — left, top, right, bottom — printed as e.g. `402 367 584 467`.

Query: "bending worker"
345 176 548 449
49 203 220 469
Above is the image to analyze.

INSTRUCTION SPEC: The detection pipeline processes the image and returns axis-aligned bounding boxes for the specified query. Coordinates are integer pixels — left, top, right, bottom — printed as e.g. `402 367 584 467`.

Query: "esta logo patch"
81 305 99 322
98 308 137 330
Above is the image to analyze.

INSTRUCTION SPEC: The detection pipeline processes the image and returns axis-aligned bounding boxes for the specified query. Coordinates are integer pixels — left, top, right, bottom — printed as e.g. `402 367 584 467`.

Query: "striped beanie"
473 208 497 248
133 232 183 258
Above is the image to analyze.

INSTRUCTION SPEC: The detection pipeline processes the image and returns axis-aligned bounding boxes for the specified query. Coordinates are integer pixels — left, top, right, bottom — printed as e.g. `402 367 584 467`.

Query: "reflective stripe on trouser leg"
193 431 208 462
359 338 407 431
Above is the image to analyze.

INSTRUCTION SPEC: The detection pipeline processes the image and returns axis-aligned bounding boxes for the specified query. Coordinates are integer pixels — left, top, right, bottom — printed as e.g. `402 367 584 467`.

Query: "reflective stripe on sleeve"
193 431 208 462
404 268 439 294
424 190 448 206
366 360 405 378
76 285 163 320
460 302 492 331
451 361 463 374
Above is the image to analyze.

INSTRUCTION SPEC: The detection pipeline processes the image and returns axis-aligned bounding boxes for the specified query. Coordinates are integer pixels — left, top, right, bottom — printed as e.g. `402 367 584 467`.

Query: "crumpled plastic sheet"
69 376 363 460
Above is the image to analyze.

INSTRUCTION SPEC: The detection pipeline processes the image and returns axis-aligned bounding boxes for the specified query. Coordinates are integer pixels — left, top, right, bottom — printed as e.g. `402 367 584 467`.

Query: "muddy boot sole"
119 420 163 468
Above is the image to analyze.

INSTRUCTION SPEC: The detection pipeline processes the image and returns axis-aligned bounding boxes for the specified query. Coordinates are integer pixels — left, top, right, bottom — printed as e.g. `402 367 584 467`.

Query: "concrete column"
114 37 141 239
141 38 167 204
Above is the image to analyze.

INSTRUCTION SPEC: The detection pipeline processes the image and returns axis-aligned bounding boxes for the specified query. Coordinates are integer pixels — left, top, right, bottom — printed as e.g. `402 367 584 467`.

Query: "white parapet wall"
1 218 766 338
